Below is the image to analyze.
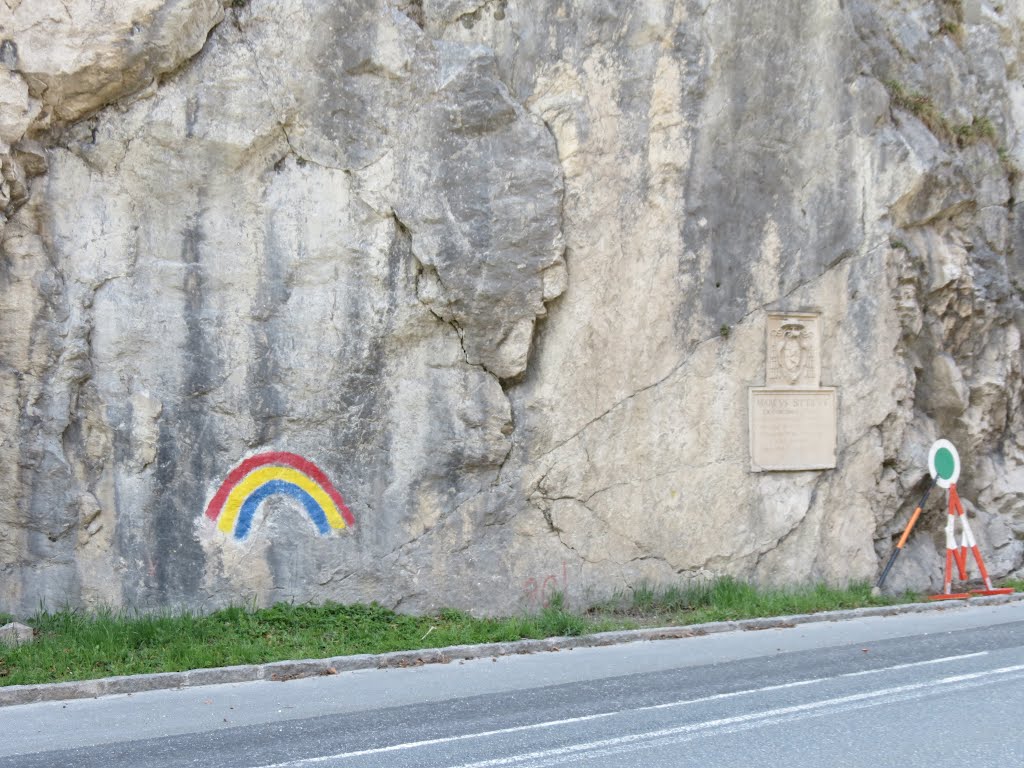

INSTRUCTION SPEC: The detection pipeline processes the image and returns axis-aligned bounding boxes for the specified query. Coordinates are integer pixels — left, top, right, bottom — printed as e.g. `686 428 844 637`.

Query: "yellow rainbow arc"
217 466 349 535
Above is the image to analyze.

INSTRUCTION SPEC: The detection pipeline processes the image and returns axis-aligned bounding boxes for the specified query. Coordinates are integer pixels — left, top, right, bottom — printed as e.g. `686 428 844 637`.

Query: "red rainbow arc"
204 452 355 540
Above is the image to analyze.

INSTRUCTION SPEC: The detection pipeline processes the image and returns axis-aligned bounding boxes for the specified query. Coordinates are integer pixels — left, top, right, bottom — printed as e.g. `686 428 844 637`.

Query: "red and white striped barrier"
876 438 1015 599
929 484 1014 600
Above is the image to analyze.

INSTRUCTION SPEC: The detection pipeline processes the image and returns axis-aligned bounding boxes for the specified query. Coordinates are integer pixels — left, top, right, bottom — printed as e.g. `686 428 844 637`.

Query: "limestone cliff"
0 0 1021 615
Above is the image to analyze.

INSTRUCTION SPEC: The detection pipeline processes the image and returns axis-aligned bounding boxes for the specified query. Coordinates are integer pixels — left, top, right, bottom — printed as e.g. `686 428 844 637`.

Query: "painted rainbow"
204 452 355 540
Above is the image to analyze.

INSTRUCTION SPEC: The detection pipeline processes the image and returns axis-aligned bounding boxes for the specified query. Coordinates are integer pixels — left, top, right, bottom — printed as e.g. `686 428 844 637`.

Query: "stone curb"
2 591 1021 708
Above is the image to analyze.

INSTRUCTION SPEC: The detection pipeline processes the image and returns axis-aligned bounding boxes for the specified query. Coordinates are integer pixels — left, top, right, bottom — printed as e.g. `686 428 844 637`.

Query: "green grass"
0 597 614 687
0 577 1007 687
590 578 911 625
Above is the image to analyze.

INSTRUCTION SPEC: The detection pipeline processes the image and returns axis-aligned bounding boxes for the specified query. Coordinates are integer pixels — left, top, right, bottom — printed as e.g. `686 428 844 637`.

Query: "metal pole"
873 477 937 595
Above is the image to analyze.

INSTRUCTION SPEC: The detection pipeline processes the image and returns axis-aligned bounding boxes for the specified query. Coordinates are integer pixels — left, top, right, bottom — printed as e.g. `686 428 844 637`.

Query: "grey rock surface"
0 622 33 647
0 0 1021 616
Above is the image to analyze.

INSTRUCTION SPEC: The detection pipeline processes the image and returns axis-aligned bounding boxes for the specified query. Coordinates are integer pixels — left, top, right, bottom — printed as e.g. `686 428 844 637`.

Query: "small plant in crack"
938 19 964 42
884 80 950 139
937 0 965 44
882 81 999 152
952 115 996 147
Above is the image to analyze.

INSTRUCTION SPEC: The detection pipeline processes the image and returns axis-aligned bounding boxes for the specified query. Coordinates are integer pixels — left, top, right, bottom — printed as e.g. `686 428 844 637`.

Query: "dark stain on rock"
14 234 81 611
20 451 80 612
323 219 403 527
0 40 18 68
247 219 290 447
143 218 218 606
679 2 861 338
306 0 389 170
185 96 200 139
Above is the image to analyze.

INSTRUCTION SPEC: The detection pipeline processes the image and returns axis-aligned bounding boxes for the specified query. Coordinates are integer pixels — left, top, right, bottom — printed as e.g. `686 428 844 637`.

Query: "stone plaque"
749 388 837 471
765 312 821 388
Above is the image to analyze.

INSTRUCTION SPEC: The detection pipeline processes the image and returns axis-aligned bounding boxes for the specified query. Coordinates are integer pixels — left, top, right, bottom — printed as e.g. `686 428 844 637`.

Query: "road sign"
928 439 960 489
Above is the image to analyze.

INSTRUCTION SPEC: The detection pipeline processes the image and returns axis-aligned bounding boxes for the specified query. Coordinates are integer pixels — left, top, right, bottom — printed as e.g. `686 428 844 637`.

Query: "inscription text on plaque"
749 388 837 471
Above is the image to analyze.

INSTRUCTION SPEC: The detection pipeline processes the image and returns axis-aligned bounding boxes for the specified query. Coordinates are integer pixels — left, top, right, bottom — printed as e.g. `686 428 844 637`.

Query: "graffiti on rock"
204 452 355 540
523 561 569 609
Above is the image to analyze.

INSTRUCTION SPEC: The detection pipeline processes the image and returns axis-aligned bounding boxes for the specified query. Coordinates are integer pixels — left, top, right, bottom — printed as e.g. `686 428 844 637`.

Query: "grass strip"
591 578 911 624
0 577 1003 687
0 599 611 687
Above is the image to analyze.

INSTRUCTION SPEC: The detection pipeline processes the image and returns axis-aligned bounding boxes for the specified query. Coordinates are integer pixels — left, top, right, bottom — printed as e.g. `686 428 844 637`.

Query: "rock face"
0 621 32 647
0 0 1021 616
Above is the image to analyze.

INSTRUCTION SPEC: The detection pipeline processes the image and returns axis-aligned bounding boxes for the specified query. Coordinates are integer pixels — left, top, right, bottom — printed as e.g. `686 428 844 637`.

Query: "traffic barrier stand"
929 484 1015 601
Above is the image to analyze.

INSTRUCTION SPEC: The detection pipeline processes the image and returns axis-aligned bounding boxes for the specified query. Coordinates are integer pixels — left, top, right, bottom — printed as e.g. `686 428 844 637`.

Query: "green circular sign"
933 447 956 480
928 439 960 489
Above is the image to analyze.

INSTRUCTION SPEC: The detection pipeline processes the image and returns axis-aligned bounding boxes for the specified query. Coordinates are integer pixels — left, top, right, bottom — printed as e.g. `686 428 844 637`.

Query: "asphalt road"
2 601 1022 767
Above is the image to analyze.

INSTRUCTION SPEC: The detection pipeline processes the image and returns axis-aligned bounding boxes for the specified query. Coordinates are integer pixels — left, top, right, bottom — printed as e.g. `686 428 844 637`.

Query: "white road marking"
838 651 988 677
445 665 1024 768
250 651 998 768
